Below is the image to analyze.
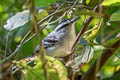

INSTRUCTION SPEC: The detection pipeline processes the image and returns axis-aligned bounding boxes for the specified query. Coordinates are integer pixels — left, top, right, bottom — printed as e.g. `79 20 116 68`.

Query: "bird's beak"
71 17 79 23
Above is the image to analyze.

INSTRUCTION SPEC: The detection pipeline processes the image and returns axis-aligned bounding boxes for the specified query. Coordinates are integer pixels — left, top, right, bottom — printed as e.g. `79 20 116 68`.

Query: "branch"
81 39 120 80
28 0 49 80
64 5 100 63
71 5 100 53
1 33 36 64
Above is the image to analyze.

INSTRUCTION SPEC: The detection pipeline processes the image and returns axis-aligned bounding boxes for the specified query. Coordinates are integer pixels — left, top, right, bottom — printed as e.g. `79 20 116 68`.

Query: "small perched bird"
34 17 79 57
12 18 78 71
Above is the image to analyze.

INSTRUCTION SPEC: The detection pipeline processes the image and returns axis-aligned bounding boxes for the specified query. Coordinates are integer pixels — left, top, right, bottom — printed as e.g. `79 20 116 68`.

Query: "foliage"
18 57 68 80
0 0 120 80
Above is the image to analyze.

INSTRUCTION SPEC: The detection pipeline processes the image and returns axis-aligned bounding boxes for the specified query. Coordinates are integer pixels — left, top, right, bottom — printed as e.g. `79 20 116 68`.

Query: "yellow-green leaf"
110 10 120 21
102 0 120 6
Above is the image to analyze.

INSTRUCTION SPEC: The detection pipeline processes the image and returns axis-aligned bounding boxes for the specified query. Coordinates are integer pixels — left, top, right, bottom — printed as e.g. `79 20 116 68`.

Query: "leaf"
103 38 120 47
4 10 31 31
19 56 68 80
84 19 103 42
102 72 120 80
66 45 94 70
110 10 120 21
36 9 48 21
104 48 120 66
75 9 103 17
35 0 57 7
102 0 120 6
87 0 100 8
81 45 94 63
93 45 105 51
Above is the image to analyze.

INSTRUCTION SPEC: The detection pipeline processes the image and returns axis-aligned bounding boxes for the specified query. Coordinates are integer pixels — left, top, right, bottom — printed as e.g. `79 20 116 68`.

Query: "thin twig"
2 44 22 63
37 7 69 25
70 5 100 55
1 33 37 63
68 0 79 12
4 32 9 58
28 0 49 80
40 12 66 29
72 71 76 80
20 29 32 44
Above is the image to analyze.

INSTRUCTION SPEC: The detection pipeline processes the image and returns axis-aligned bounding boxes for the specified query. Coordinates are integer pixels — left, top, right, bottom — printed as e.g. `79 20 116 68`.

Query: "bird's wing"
43 31 58 48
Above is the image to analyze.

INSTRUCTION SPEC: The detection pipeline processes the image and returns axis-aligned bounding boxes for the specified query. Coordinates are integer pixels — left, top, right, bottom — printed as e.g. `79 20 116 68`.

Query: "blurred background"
0 0 120 80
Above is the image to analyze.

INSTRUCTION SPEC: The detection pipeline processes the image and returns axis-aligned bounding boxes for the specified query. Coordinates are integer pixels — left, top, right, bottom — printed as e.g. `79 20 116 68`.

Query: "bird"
12 17 79 71
34 17 79 57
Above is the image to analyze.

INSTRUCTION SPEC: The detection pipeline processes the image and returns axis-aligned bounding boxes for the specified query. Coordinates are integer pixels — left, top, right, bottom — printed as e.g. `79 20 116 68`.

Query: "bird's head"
55 17 79 32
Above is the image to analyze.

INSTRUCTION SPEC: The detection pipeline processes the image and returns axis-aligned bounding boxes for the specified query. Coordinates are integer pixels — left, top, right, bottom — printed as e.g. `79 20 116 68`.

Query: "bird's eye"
4 21 7 25
36 50 39 53
54 40 57 43
72 53 78 59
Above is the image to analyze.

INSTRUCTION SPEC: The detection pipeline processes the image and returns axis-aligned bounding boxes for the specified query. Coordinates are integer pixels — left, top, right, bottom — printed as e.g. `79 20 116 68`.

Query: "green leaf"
20 56 68 80
36 9 48 21
102 72 120 80
4 10 30 31
104 48 120 66
102 0 120 6
110 10 120 21
104 38 120 47
87 0 100 8
84 18 103 42
66 45 94 70
35 0 57 7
